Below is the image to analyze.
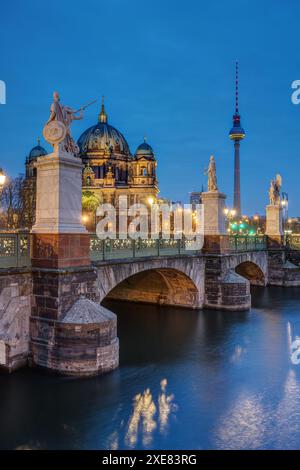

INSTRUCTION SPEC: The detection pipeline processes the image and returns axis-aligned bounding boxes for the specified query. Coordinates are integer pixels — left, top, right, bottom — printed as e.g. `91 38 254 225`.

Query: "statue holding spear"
43 91 97 155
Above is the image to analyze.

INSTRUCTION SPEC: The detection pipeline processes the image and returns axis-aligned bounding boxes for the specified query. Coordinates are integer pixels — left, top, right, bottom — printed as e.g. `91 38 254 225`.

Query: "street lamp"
0 168 6 188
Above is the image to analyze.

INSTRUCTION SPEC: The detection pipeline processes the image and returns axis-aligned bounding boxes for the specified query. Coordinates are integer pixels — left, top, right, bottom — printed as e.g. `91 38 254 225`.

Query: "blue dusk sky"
1 0 300 215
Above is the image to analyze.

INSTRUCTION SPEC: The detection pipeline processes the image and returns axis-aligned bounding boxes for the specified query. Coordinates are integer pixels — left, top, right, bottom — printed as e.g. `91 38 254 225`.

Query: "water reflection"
273 368 300 447
215 392 266 449
125 379 177 449
230 345 247 363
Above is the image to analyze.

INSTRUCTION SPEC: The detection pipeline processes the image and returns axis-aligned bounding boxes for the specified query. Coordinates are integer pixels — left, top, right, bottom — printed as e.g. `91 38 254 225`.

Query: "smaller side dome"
135 139 155 159
28 138 47 162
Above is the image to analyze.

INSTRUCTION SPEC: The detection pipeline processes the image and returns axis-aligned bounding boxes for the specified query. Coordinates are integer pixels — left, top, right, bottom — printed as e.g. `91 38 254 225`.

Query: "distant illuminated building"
189 185 204 210
189 192 202 209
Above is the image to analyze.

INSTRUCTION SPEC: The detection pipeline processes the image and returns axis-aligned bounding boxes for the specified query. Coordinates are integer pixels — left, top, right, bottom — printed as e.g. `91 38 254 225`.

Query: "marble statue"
269 174 282 205
43 92 96 155
44 91 84 154
205 155 218 192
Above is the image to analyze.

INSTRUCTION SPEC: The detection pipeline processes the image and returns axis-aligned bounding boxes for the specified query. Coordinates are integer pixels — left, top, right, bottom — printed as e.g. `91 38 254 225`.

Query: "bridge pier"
204 255 251 311
29 146 119 376
267 248 300 286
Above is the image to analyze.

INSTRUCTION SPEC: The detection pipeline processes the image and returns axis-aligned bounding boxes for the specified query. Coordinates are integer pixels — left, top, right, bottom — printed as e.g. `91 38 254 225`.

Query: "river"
1 286 300 450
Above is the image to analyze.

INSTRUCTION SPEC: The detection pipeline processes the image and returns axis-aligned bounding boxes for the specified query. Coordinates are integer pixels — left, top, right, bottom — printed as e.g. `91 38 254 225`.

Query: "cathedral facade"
24 100 159 229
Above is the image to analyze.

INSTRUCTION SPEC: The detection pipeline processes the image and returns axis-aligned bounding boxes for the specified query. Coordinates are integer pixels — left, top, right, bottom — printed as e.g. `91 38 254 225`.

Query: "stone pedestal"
265 204 284 248
31 149 90 268
201 191 229 253
29 147 118 376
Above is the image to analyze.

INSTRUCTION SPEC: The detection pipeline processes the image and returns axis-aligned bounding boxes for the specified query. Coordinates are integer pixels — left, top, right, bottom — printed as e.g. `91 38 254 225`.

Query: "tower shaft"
234 140 241 216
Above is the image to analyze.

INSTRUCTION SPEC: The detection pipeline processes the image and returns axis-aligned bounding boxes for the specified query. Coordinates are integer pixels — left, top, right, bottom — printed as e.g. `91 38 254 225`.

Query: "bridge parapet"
0 232 269 269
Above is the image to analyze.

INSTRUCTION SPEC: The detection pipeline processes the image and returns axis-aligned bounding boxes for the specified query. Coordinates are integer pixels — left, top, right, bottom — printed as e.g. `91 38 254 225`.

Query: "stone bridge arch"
96 256 205 309
224 251 268 286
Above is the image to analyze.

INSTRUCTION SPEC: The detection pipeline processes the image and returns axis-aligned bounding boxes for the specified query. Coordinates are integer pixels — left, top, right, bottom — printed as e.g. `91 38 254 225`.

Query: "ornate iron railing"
0 232 268 268
0 232 31 268
287 234 300 250
229 235 267 252
89 235 199 261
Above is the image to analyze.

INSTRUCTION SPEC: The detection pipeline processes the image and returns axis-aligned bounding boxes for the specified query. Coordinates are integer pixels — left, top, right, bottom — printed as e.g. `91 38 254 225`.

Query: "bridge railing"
286 234 300 250
90 235 199 262
0 232 268 268
0 231 31 269
229 235 267 252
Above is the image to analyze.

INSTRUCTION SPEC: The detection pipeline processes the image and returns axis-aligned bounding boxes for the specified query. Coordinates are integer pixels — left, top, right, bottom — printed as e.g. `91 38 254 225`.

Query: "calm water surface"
1 286 300 450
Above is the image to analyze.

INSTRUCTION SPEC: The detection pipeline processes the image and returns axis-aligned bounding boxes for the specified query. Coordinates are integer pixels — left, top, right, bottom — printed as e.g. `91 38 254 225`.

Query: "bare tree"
0 175 26 229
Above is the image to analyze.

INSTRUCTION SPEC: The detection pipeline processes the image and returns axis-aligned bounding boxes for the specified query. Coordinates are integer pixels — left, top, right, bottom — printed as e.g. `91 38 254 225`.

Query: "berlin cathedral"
24 99 159 230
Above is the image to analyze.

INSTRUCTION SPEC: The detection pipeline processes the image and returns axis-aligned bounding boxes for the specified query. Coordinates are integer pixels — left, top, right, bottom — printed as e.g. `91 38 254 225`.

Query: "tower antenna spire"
235 60 239 114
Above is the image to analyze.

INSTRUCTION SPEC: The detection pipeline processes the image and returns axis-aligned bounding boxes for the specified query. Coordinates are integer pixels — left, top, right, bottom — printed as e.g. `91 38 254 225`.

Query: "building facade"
23 139 47 228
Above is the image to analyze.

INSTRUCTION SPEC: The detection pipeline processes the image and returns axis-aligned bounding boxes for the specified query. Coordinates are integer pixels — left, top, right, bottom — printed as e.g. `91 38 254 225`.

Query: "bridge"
0 228 300 377
0 232 299 310
1 143 300 376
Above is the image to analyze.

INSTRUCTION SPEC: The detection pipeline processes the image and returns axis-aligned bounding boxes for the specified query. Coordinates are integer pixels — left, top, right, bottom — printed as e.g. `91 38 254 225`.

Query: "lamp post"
253 214 259 233
0 168 6 188
224 208 237 234
0 168 6 222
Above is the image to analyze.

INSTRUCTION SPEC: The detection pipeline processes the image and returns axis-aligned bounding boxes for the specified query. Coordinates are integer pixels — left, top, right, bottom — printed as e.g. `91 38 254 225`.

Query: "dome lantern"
98 96 108 123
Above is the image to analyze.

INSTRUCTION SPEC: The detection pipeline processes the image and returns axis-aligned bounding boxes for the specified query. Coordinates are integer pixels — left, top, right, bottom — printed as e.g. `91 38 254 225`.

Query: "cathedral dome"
28 140 47 162
77 98 131 157
135 140 155 159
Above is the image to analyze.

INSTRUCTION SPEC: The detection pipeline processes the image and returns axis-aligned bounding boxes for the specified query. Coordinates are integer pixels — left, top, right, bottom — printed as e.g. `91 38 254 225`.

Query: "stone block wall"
204 255 251 310
30 315 119 376
268 250 300 286
0 270 32 372
32 266 99 320
31 233 90 269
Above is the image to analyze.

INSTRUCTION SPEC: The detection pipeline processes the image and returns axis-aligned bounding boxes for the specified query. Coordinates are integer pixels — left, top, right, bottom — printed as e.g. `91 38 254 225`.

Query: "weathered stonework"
32 151 87 235
95 255 205 309
267 249 300 286
204 256 251 310
31 266 99 320
222 251 268 286
202 235 230 254
0 270 32 372
31 233 90 269
201 191 227 235
30 299 118 376
265 204 283 237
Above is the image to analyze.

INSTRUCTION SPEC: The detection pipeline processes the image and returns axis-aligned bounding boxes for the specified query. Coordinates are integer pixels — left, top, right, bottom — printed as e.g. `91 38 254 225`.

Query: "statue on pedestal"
43 92 96 155
205 155 218 192
269 174 282 205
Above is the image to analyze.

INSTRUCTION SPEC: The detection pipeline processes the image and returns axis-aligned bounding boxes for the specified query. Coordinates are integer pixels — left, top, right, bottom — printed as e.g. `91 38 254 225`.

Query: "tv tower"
229 61 245 217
